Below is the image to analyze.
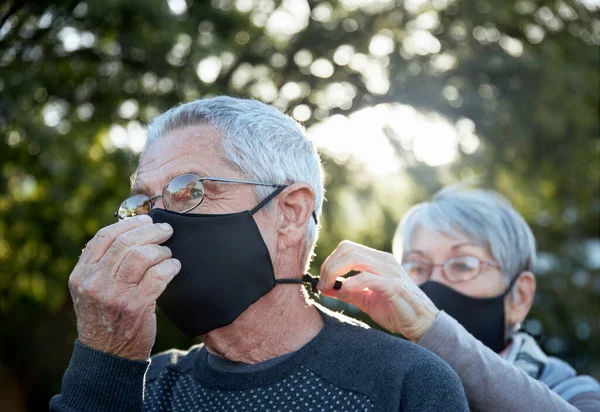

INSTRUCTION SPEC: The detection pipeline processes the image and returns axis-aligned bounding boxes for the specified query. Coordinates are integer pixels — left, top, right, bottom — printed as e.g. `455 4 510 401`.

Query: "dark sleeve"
399 355 469 412
50 340 149 412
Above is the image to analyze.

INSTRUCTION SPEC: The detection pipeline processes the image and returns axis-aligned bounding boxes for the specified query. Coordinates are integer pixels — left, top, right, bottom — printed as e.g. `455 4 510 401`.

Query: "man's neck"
201 286 323 364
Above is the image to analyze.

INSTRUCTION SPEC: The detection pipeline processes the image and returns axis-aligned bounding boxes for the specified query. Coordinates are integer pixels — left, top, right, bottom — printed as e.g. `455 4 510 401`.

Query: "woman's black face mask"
420 274 520 353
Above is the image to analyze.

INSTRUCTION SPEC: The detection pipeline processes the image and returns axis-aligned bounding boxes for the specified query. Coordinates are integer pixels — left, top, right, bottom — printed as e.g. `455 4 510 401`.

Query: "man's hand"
318 240 439 342
68 215 180 361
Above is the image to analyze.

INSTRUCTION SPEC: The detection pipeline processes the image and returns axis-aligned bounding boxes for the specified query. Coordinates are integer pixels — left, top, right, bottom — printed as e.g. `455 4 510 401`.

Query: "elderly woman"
318 187 600 411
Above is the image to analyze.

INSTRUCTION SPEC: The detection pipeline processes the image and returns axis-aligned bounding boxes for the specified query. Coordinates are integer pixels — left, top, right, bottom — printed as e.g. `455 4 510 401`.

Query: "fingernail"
138 215 152 223
159 223 172 231
172 258 181 268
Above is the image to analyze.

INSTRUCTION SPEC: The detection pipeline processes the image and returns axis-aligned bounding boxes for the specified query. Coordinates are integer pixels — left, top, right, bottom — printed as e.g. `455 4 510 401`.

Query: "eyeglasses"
401 256 501 284
115 173 286 220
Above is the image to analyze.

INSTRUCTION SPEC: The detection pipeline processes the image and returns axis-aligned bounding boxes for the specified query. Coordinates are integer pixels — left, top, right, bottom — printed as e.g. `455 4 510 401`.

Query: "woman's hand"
318 240 439 342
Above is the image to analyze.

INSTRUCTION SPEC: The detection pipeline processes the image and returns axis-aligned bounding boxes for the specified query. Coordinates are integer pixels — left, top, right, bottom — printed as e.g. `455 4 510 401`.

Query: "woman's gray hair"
144 96 324 268
393 184 536 283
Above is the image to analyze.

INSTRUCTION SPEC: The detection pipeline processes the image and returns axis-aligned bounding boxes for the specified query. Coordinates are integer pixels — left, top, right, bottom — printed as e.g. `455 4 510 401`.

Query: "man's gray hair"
392 185 536 282
144 96 324 268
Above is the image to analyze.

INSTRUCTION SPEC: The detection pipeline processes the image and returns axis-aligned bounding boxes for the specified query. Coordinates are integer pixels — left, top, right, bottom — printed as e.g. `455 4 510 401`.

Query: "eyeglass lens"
443 256 480 281
164 174 204 212
117 195 152 219
402 256 483 284
117 174 205 219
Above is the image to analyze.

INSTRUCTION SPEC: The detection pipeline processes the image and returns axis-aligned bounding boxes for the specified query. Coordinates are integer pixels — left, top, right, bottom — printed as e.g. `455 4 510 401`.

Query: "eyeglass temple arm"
207 178 319 224
201 177 283 187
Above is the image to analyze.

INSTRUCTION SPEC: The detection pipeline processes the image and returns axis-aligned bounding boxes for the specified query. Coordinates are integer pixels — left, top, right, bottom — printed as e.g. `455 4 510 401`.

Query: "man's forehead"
129 124 227 190
142 123 223 159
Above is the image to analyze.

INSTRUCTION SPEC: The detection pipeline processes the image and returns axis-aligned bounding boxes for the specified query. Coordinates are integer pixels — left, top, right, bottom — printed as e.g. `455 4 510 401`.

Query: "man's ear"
275 182 316 249
506 271 536 326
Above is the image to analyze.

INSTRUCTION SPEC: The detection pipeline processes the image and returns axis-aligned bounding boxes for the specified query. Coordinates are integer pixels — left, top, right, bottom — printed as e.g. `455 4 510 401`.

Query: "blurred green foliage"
0 0 598 410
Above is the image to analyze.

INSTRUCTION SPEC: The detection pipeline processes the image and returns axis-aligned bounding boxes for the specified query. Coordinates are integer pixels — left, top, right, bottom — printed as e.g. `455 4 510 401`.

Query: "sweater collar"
192 305 364 390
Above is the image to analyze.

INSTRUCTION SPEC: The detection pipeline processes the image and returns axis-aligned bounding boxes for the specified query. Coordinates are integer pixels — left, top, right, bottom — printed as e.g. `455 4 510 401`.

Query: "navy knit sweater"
51 310 468 411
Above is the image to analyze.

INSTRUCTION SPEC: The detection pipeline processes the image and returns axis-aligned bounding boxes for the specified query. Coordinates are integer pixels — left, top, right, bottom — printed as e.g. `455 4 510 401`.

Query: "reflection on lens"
446 256 480 282
190 187 203 199
118 195 150 219
164 174 204 212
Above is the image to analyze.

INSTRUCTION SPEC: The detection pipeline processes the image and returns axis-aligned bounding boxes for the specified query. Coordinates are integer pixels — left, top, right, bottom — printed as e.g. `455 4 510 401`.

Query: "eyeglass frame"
401 256 502 284
115 174 318 223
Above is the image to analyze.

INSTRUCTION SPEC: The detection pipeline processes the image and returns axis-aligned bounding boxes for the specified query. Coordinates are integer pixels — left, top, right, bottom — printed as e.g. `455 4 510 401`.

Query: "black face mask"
420 275 519 353
148 187 312 337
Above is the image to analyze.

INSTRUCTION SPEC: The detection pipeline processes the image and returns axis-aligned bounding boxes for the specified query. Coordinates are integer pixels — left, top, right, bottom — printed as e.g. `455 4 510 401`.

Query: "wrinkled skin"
69 215 180 360
318 240 440 342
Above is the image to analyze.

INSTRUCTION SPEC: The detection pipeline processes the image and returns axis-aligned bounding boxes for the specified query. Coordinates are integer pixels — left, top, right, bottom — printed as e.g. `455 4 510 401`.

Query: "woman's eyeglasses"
402 256 501 284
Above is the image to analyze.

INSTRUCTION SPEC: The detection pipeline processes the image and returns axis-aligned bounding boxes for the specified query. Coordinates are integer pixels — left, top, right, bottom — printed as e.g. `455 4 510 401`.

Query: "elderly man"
51 97 468 411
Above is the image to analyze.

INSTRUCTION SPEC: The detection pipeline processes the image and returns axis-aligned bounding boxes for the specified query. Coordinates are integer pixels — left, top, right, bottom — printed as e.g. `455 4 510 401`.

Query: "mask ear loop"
250 186 287 214
501 272 522 298
253 186 326 291
276 273 342 293
502 272 529 337
249 185 319 224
